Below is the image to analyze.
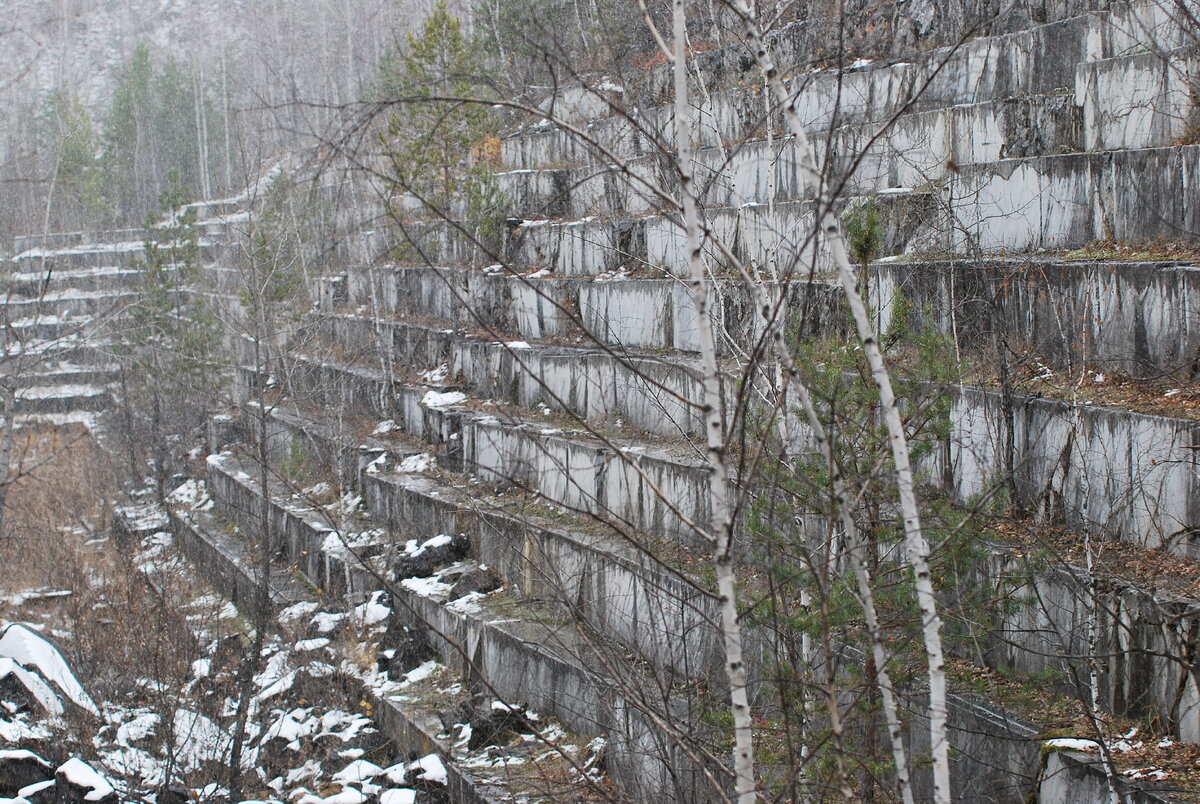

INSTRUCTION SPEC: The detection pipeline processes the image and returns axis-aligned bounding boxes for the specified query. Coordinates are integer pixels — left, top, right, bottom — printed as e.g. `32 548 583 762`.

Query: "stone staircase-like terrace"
211 1 1200 801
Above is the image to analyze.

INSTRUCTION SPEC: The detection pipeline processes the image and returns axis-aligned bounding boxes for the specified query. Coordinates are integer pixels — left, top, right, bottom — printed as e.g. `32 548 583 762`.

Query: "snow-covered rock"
396 453 434 474
55 758 117 803
409 753 447 787
420 390 466 409
351 592 390 628
295 789 367 804
172 709 230 772
17 778 55 801
331 759 384 783
0 659 63 717
0 749 51 797
392 534 468 580
0 625 98 716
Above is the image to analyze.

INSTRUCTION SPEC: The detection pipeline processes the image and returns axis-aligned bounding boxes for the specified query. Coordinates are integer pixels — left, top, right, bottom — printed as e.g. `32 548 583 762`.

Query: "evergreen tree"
101 44 227 226
379 2 499 220
154 59 202 195
103 43 156 223
39 92 105 231
116 176 221 493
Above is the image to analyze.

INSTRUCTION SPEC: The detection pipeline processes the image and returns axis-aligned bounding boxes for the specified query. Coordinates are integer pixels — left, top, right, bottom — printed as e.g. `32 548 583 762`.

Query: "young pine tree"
117 177 221 494
378 1 501 234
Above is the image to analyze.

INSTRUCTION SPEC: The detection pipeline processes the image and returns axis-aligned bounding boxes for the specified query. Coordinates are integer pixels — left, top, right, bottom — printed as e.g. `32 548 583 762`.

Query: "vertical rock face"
346 2 1198 795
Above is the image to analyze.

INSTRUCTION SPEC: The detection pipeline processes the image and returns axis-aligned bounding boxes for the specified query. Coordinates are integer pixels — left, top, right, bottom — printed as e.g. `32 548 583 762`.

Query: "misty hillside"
0 0 422 239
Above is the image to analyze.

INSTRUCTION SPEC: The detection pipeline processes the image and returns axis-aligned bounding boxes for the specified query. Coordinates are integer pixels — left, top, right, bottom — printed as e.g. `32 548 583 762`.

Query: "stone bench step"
3 315 108 344
503 2 1192 168
8 239 227 272
282 318 1200 554
247 404 722 677
338 257 1200 379
402 189 937 277
1 290 133 322
165 507 533 804
1 263 200 295
12 362 121 388
502 60 1200 217
404 145 1200 273
505 4 1169 155
14 383 111 414
202 449 706 801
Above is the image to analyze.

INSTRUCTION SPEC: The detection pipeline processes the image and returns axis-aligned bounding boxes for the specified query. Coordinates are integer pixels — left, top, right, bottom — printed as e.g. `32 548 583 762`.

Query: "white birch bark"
673 88 917 804
719 3 951 800
741 277 915 802
672 1 756 800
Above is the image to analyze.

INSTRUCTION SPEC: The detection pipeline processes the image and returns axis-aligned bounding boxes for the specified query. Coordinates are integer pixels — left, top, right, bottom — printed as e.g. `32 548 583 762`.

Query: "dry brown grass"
0 426 208 724
0 425 113 595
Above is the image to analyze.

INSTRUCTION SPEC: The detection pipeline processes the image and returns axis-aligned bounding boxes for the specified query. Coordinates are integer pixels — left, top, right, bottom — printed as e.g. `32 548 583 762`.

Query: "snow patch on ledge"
167 479 213 512
421 390 467 409
398 453 435 473
1042 738 1100 751
400 576 452 599
411 753 448 785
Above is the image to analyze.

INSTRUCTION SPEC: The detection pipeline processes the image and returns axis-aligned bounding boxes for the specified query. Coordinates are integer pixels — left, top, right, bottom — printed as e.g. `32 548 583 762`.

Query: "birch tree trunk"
718 2 951 799
672 1 756 800
1085 533 1123 804
744 282 916 802
0 386 17 536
